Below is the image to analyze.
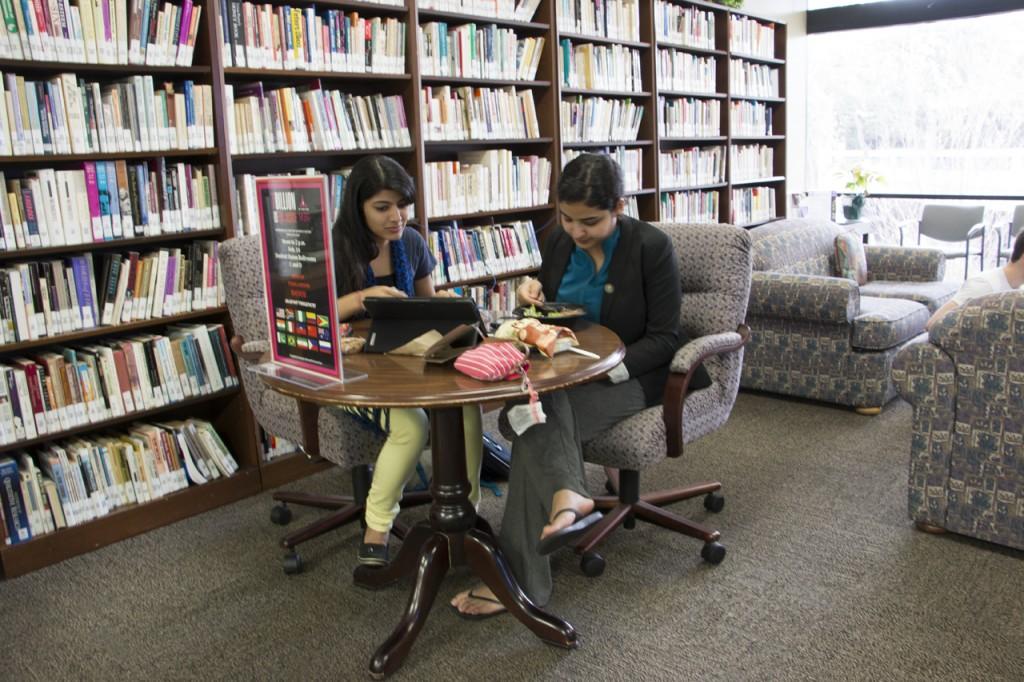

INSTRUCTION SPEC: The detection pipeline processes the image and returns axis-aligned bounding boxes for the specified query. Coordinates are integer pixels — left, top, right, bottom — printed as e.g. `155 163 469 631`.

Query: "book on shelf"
427 219 541 285
447 275 530 320
234 168 352 236
418 22 544 81
559 40 643 93
0 418 240 545
731 186 776 225
730 100 772 136
564 146 642 192
560 95 643 143
0 240 225 344
622 195 638 218
0 161 220 250
556 0 639 42
0 323 238 449
729 15 775 58
660 189 719 224
657 96 720 138
418 0 542 23
424 149 551 218
261 430 297 462
421 84 540 141
730 144 774 182
0 0 202 66
220 2 406 73
659 146 724 188
729 59 779 98
656 49 716 93
654 0 716 50
225 82 411 154
0 73 214 157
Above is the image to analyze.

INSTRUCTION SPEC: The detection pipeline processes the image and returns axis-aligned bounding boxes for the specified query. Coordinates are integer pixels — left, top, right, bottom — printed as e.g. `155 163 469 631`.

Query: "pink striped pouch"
454 342 529 382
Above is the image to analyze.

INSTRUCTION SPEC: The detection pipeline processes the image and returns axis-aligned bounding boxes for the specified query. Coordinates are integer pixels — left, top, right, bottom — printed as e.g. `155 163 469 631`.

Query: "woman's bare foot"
450 585 506 617
540 489 595 542
363 528 388 546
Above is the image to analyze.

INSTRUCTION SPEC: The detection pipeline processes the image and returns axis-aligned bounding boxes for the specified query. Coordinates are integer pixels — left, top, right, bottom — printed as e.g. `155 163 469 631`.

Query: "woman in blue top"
451 153 708 617
332 155 483 567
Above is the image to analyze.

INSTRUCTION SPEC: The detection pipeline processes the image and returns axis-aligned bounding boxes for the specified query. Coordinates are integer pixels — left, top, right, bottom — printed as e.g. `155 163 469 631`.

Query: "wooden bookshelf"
0 0 262 579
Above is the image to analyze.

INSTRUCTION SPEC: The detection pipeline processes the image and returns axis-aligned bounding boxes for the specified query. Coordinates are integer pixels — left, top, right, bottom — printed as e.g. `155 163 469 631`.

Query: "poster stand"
248 361 366 390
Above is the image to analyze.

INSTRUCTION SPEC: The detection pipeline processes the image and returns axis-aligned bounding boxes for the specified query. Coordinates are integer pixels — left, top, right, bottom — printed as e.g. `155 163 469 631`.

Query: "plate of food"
513 302 587 328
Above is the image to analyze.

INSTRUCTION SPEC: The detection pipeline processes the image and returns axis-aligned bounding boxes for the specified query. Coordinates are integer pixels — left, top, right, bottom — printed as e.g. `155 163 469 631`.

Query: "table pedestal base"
349 407 578 679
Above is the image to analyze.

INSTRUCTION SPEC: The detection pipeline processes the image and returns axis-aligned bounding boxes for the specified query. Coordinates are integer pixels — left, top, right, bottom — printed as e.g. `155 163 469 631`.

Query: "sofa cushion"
834 233 867 284
750 218 843 276
851 296 930 350
859 280 959 313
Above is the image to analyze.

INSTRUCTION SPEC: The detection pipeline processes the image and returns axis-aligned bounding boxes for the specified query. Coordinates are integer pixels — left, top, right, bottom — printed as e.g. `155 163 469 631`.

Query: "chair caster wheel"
701 541 726 565
270 504 292 525
703 492 725 513
580 551 606 577
283 551 303 575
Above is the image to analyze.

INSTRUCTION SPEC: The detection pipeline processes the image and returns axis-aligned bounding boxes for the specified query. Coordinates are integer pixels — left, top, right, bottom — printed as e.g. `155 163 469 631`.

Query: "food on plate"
494 318 578 358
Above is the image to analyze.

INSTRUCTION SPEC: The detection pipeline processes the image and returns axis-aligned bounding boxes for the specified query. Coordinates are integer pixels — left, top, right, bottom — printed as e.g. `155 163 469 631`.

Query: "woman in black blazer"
452 154 705 618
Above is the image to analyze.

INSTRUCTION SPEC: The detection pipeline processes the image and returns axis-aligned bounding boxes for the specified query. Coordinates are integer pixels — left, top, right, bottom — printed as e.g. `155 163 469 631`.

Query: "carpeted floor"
2 392 1022 681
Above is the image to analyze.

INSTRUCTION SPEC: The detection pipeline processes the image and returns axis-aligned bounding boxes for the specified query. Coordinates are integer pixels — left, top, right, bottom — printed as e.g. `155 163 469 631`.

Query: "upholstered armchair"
574 223 752 575
892 291 1023 550
220 235 429 574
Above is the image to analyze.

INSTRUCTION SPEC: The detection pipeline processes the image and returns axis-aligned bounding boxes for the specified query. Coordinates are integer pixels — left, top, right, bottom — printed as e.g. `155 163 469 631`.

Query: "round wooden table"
260 321 624 679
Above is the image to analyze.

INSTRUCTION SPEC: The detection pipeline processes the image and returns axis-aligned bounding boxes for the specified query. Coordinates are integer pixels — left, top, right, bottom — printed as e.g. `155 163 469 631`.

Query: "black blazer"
539 215 681 406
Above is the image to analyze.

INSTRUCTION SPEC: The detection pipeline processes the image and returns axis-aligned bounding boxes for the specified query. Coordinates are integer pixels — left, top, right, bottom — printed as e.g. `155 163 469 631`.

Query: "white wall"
737 1 808 209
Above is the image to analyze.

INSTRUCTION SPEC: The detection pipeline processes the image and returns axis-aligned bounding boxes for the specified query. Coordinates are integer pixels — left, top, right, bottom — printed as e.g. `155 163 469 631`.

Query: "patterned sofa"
741 218 959 412
892 291 1023 550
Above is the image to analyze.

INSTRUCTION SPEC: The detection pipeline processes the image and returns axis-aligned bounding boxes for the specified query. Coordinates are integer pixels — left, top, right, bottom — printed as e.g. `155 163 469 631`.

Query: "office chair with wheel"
574 222 752 576
220 234 430 575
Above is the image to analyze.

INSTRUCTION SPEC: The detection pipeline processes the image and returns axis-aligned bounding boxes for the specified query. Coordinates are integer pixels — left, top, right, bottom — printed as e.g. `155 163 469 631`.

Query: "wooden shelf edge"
424 137 553 147
658 90 726 99
0 59 211 75
0 149 219 164
223 67 410 81
427 204 554 222
259 452 332 490
436 266 540 290
231 146 414 160
558 31 650 49
561 87 651 97
417 8 548 31
661 183 728 193
421 75 552 88
0 307 231 355
0 467 261 579
0 229 226 262
563 140 652 148
730 176 786 187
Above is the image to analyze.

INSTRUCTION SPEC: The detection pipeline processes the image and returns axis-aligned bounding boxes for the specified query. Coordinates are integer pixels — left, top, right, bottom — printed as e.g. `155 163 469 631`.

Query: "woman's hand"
362 285 407 299
517 278 545 306
434 289 458 298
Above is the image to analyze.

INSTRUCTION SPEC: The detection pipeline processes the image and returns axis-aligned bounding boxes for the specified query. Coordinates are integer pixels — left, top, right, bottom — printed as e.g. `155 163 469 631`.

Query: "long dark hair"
332 155 416 295
558 153 624 211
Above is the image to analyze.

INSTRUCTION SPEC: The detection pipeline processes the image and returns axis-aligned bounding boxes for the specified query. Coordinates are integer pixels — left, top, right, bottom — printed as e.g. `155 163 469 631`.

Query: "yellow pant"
356 405 483 534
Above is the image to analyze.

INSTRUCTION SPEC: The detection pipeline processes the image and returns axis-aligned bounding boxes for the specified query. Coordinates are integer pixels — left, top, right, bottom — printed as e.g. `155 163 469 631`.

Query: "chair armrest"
663 325 750 459
891 341 955 407
967 222 985 240
749 272 859 324
864 245 946 282
230 335 269 363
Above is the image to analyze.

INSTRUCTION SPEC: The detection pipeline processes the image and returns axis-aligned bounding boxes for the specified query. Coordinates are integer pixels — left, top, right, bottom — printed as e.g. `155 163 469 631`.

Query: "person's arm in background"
620 234 681 380
925 299 959 331
925 277 988 331
337 285 407 321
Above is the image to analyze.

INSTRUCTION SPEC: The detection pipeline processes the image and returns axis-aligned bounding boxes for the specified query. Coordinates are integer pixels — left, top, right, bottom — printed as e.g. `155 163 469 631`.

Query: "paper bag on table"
387 324 481 364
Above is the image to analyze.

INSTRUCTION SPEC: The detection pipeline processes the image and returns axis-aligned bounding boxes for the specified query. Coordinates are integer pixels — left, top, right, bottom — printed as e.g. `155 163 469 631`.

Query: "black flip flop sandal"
451 589 507 621
536 508 603 556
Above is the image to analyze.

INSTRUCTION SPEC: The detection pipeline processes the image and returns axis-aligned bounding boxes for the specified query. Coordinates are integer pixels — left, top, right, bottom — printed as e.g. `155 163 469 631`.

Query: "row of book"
660 189 719 224
261 431 297 462
656 49 716 94
730 60 780 98
418 0 543 22
0 161 220 252
418 22 545 82
1 241 224 344
654 1 716 51
731 186 776 225
658 96 720 138
0 73 214 157
423 150 551 218
560 96 643 143
0 0 202 66
556 0 639 41
660 146 724 189
564 146 642 192
427 220 541 285
420 85 540 142
0 323 238 448
234 168 352 237
731 100 773 136
729 15 775 58
225 82 410 154
559 41 644 93
452 277 529 321
0 419 240 545
220 3 406 74
731 144 774 182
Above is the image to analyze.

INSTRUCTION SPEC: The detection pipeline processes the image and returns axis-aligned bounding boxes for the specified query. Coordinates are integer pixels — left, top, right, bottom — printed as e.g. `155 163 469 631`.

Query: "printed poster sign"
256 175 343 381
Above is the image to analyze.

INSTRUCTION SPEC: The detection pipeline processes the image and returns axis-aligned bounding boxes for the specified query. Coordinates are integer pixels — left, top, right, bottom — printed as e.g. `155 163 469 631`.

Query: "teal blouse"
555 226 622 322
